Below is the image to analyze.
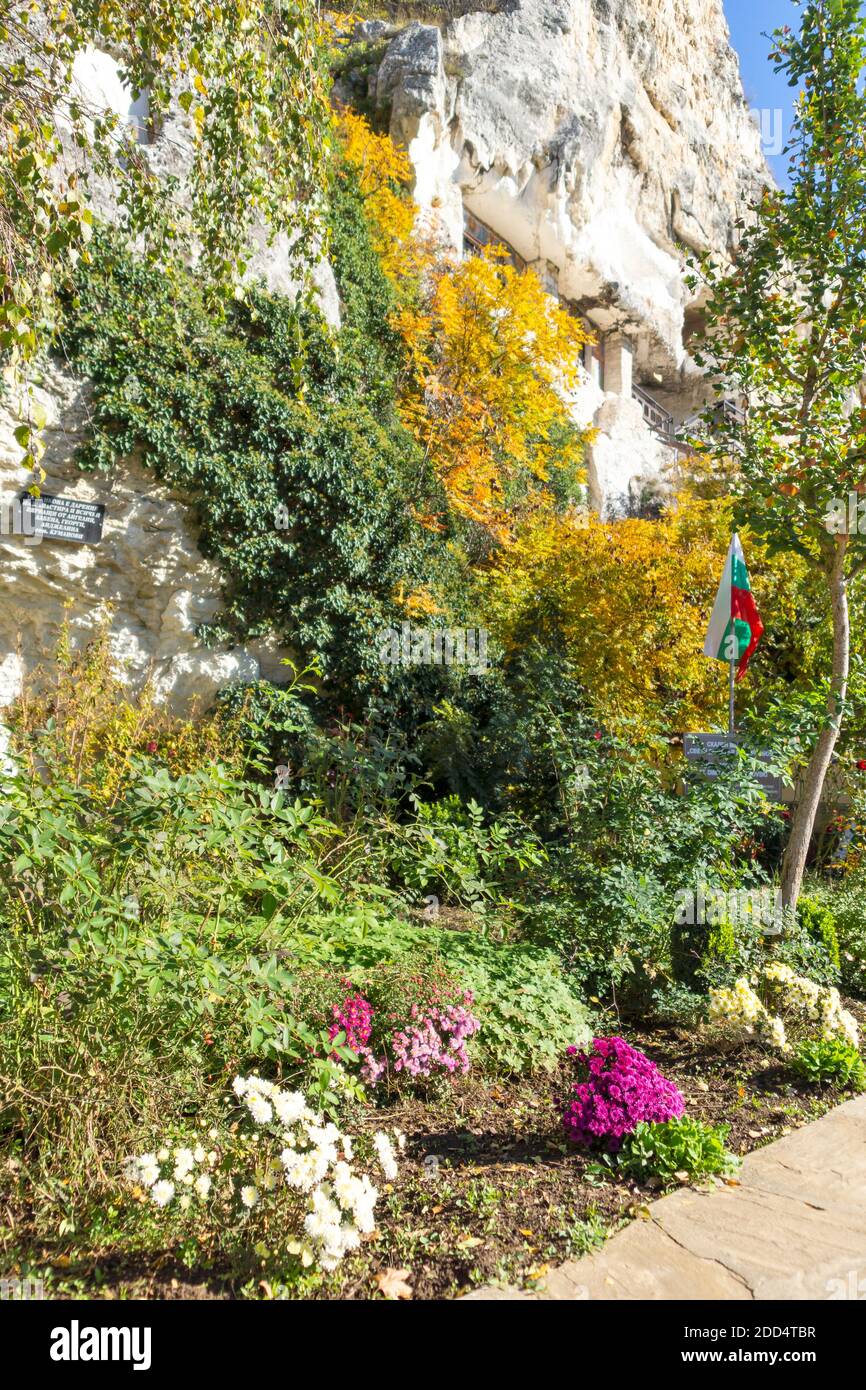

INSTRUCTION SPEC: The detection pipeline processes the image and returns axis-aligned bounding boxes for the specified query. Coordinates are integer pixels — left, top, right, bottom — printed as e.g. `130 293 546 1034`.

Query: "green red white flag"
703 533 763 680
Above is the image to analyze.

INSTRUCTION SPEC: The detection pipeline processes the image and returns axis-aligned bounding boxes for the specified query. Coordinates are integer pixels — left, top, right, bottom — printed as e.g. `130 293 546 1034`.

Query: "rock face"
0 45 324 718
0 363 263 713
340 0 770 501
66 47 342 328
366 0 767 376
1 8 769 715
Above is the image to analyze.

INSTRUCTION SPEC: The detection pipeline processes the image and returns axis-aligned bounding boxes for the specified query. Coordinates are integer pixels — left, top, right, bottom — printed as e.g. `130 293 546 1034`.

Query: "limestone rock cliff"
0 364 270 713
356 0 768 379
340 0 769 501
1 3 769 714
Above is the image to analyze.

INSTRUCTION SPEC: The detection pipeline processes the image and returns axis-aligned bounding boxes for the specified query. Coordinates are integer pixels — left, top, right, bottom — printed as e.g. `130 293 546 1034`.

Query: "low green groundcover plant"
789 1038 866 1091
295 907 593 1075
617 1117 740 1184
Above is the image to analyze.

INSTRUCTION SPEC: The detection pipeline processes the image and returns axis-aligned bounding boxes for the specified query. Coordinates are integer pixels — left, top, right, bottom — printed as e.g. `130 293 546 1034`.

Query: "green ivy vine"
57 154 465 711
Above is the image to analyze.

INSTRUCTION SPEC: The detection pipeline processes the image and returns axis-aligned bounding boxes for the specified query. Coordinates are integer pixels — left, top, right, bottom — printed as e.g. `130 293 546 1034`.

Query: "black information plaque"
19 492 106 544
683 732 784 799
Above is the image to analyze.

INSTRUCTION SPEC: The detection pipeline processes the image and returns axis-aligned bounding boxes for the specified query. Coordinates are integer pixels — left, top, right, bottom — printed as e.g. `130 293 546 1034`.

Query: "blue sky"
723 0 799 184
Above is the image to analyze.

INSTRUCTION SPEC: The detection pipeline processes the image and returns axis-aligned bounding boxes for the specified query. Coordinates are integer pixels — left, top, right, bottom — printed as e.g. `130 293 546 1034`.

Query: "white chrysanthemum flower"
304 1209 332 1242
139 1161 160 1188
193 1144 206 1164
341 1135 354 1161
157 1147 169 1162
373 1131 398 1180
179 1194 191 1212
273 1089 310 1127
194 1174 212 1199
340 1224 361 1252
332 1161 358 1208
282 1147 329 1192
151 1179 175 1207
232 1076 248 1098
764 962 794 984
240 1185 259 1209
207 1151 218 1167
245 1092 273 1125
173 1147 195 1177
765 1016 788 1052
344 1172 378 1233
839 1008 860 1046
308 1121 340 1149
245 1075 276 1097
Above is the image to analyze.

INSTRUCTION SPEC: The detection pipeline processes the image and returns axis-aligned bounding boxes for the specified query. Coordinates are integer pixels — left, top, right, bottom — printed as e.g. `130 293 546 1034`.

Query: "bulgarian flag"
703 534 764 680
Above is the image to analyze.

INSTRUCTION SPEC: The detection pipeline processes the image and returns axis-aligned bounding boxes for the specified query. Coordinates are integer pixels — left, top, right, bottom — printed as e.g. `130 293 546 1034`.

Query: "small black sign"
683 732 784 799
19 492 105 544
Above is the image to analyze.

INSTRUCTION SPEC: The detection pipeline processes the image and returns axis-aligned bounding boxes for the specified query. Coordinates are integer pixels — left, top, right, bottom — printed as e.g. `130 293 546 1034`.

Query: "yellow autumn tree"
337 109 591 536
393 248 591 536
482 494 754 735
335 107 425 285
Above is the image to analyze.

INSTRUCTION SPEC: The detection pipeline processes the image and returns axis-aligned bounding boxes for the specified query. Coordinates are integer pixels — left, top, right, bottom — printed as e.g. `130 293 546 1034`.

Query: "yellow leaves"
338 109 589 537
336 109 420 285
338 108 412 191
392 583 442 617
408 504 447 534
397 247 590 536
484 494 737 735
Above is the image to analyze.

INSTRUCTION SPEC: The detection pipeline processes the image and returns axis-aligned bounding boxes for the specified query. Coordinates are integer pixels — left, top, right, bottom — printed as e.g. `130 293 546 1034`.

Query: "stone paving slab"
463 1094 866 1301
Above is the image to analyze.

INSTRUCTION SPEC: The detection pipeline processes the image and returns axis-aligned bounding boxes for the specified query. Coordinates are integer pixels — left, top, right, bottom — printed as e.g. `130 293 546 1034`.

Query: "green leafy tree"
692 0 866 908
0 0 330 479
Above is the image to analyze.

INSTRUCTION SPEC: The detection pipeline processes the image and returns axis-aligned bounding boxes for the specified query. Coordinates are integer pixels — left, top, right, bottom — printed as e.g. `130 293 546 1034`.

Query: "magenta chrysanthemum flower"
560 1036 685 1152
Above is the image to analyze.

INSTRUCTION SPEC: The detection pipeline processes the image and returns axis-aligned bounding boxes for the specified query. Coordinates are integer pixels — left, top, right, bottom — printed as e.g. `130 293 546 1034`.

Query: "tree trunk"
780 534 850 909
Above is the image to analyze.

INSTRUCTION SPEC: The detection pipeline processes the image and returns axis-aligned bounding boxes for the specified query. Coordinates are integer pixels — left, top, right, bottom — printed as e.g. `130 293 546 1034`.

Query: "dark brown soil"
14 999 864 1301
329 1003 866 1300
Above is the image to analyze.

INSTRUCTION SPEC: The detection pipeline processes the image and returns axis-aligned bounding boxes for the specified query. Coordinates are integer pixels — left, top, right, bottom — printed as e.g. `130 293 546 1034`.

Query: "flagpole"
728 647 736 736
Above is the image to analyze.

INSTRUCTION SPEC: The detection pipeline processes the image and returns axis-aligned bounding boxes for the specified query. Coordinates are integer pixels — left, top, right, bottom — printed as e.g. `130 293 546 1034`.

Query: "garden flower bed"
16 998 863 1301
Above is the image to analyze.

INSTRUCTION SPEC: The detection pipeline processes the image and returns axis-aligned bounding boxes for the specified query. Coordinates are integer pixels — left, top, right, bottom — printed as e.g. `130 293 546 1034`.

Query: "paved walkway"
465 1095 866 1300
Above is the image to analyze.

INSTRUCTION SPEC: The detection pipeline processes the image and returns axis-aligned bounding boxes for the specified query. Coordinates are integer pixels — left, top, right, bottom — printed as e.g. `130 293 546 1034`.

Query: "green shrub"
819 878 866 998
798 895 841 975
617 1117 740 1184
378 794 546 910
62 227 460 709
440 933 593 1075
648 984 707 1028
694 902 840 993
0 680 378 1240
789 1038 866 1090
290 907 593 1075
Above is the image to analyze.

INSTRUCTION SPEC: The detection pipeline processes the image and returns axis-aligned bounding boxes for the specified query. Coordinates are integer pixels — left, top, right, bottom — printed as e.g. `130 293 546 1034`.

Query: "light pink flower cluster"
391 996 481 1079
325 987 481 1087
